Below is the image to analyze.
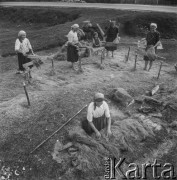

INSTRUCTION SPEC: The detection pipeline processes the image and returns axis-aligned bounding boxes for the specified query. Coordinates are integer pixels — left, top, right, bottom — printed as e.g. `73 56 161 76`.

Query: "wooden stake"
133 54 138 70
157 61 163 79
101 50 104 64
30 105 87 154
78 56 83 73
23 82 30 106
125 46 130 62
51 59 54 69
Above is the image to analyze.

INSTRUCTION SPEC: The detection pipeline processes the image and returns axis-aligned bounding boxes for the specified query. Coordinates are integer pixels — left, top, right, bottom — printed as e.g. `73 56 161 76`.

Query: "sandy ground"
0 40 177 179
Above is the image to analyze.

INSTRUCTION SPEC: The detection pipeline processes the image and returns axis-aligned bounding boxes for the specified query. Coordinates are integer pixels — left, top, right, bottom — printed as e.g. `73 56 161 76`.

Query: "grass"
1 6 177 57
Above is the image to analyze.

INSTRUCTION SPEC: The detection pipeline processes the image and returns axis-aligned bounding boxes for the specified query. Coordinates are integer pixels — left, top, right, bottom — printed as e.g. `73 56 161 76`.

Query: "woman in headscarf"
15 30 34 74
82 92 112 139
67 24 80 70
143 23 160 71
105 20 119 57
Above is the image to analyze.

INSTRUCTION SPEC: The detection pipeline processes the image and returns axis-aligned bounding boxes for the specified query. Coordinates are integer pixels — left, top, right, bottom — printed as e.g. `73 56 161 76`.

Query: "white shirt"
15 38 32 54
67 30 78 43
87 101 110 122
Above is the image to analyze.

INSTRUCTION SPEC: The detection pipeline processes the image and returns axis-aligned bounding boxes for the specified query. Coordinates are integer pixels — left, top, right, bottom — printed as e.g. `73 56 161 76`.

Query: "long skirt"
105 42 117 52
82 114 107 135
144 46 157 61
67 44 79 63
17 52 33 71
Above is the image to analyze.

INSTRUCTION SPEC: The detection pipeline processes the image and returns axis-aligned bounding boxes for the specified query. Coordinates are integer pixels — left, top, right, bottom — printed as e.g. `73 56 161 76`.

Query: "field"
0 6 177 180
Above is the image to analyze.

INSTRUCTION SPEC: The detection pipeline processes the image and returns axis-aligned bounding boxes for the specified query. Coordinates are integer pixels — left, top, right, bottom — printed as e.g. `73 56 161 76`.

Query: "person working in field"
66 24 80 70
15 30 34 74
143 23 160 71
104 20 119 57
82 93 112 139
92 32 101 48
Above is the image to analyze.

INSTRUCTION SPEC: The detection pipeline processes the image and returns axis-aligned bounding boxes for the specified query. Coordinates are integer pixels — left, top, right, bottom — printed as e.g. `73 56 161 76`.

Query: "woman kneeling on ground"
143 23 160 71
15 30 34 74
82 93 112 139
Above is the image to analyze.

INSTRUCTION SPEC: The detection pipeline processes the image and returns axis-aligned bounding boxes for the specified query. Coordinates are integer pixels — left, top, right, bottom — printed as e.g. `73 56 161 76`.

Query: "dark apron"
67 44 79 63
18 51 33 71
82 113 107 135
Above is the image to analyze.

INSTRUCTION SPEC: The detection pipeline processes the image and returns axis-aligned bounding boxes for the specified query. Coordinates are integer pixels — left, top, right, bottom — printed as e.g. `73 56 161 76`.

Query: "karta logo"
104 158 176 179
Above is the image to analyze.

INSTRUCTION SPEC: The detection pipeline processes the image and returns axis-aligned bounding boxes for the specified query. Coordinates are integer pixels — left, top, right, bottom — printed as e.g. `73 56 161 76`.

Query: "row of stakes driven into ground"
21 42 166 107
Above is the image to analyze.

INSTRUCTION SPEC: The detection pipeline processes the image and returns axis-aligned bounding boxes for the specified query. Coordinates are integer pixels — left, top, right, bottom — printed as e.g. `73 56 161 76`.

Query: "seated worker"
82 21 101 42
92 32 101 48
15 30 34 74
82 93 112 139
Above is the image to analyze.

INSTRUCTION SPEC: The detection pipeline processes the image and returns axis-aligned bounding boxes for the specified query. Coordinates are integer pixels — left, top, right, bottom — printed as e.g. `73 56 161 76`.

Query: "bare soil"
1 38 177 179
1 6 177 180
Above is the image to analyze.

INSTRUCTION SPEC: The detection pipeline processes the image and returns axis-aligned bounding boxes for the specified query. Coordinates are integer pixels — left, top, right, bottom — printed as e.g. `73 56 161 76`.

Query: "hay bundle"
136 46 165 61
110 88 133 106
111 118 156 152
26 54 43 68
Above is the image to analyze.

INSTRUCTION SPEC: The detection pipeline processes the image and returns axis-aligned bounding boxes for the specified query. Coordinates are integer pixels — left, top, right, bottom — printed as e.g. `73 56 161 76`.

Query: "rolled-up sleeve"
87 103 93 122
15 39 20 52
104 102 110 118
67 31 74 42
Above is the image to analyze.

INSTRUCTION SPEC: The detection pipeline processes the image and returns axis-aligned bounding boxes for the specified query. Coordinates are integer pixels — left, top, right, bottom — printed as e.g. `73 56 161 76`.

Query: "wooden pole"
30 105 87 154
157 61 163 79
23 82 30 106
125 47 130 62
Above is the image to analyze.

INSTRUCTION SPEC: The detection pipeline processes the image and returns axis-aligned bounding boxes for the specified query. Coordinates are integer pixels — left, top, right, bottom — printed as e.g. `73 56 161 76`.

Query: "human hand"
106 129 112 138
96 131 101 139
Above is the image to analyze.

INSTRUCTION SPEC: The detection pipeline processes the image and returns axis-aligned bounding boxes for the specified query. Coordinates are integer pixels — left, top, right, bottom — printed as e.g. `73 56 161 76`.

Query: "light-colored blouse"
15 38 32 54
87 101 110 122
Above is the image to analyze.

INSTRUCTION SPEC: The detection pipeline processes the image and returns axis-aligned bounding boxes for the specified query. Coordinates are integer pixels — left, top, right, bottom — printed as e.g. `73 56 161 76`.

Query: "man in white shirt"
15 30 34 74
82 92 112 139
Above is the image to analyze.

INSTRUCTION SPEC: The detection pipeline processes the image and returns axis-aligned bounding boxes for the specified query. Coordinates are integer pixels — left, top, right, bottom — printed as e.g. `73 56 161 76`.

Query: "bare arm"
107 117 111 132
89 121 100 134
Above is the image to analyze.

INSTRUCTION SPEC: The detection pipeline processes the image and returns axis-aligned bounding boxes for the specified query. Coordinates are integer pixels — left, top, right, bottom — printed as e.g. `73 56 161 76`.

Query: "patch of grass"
122 12 177 38
0 7 177 57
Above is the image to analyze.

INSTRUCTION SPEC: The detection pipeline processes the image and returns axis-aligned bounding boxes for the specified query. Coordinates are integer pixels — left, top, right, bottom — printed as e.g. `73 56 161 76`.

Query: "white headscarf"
150 23 157 28
18 30 26 37
71 24 79 29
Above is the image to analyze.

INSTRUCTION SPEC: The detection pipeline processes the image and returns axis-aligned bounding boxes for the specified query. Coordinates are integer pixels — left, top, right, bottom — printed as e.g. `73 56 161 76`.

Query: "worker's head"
94 93 104 107
18 30 26 40
110 20 116 27
71 24 79 32
94 32 98 38
150 23 157 32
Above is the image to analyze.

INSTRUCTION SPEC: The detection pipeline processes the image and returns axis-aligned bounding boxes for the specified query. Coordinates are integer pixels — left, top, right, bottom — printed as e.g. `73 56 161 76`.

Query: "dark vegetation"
0 0 177 5
0 7 80 26
0 7 177 57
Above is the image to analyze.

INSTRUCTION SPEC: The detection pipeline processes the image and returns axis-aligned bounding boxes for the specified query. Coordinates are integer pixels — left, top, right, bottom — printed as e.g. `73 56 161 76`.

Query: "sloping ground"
1 41 177 179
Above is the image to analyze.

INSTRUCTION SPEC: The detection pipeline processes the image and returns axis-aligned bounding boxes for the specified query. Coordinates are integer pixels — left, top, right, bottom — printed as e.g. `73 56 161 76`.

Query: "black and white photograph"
0 0 177 179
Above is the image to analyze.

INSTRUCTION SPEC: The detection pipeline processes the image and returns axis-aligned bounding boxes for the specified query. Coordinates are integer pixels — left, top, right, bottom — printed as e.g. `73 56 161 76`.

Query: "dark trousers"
17 52 33 71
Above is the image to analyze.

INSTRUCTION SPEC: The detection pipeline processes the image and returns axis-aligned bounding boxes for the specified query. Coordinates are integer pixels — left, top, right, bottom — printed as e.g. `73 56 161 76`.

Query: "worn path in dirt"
1 2 177 14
